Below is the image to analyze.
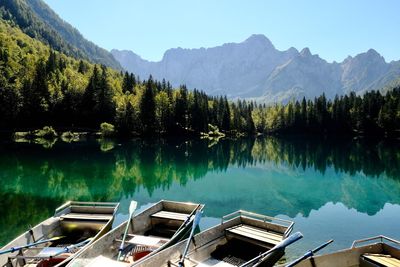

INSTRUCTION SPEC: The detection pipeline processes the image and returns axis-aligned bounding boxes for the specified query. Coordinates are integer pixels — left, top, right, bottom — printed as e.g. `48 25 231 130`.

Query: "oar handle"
286 251 313 267
286 239 333 267
312 239 333 254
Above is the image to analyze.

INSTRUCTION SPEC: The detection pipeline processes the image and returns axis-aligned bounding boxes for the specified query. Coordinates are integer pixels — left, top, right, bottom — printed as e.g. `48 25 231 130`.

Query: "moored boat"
289 235 400 267
67 200 204 267
0 201 119 267
133 210 297 267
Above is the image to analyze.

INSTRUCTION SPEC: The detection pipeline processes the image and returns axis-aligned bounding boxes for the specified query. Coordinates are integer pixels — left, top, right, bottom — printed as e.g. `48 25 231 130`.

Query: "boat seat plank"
226 225 283 246
126 235 168 247
363 254 400 267
60 213 112 221
86 255 129 267
150 211 189 221
197 259 235 267
233 225 283 241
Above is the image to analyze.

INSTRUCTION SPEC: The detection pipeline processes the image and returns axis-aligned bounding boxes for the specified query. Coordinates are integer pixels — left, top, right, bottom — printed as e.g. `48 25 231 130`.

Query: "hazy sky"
43 0 400 63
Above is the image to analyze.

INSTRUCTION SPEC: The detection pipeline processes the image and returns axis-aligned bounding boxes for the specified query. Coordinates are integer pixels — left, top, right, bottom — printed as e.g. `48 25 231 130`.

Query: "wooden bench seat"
150 211 189 221
362 254 400 267
126 235 168 247
60 213 112 221
226 224 283 246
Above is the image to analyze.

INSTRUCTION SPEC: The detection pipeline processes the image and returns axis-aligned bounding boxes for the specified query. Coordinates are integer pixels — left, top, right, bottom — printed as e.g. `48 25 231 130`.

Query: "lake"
1 136 400 262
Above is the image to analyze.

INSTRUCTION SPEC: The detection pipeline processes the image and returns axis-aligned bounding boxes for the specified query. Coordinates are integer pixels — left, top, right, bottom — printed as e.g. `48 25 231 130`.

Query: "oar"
0 236 65 255
286 239 333 267
239 232 303 267
178 210 202 267
51 237 93 257
117 200 138 261
173 204 201 238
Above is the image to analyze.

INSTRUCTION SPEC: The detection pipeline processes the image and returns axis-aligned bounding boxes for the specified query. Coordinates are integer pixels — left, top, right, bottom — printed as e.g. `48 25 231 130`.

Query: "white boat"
68 200 204 267
0 201 119 267
291 236 400 267
133 210 295 267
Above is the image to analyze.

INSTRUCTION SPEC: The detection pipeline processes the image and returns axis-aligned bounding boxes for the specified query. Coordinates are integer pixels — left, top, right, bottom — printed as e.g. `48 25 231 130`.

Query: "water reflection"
0 136 399 246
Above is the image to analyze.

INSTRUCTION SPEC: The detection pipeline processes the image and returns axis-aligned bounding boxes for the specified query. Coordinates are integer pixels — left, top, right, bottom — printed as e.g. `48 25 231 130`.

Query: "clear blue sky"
43 0 400 63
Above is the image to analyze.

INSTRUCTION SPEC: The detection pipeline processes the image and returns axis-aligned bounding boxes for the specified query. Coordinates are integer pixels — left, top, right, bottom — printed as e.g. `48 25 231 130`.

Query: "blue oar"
174 204 201 238
0 236 65 255
118 201 138 261
178 210 202 267
51 238 93 257
286 239 333 267
240 232 304 267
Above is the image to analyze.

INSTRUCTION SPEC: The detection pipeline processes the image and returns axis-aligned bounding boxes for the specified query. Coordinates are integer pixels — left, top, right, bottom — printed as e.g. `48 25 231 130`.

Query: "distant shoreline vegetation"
0 20 399 139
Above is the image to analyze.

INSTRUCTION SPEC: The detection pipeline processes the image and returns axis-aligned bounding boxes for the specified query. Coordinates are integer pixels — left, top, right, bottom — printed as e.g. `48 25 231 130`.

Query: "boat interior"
2 201 118 267
117 201 201 263
137 210 294 267
69 200 203 266
295 236 400 267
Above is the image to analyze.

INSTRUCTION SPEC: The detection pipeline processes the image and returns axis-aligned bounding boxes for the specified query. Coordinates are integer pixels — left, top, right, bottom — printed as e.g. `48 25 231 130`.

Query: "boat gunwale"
351 235 400 248
55 201 119 216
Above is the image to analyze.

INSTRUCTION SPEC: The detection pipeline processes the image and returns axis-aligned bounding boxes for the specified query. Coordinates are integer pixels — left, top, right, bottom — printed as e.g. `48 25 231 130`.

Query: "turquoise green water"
1 137 400 262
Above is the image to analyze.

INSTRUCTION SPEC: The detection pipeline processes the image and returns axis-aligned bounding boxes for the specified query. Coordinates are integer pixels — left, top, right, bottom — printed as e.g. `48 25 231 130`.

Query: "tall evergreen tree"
21 60 49 126
96 65 115 123
140 77 156 135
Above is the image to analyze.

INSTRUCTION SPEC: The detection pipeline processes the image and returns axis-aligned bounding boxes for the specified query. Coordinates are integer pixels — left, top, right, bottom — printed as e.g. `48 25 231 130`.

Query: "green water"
1 136 400 261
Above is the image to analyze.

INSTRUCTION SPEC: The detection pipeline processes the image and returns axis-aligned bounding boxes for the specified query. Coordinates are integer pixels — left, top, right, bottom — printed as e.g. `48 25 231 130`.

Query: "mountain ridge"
0 0 122 69
112 35 400 102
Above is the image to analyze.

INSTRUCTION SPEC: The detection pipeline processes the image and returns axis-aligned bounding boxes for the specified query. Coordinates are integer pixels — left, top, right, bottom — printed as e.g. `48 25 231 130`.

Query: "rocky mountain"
112 35 400 102
0 0 121 69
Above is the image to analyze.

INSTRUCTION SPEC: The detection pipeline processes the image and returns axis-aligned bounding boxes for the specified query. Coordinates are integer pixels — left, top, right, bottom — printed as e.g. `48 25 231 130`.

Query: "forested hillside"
0 19 254 136
0 0 121 69
253 90 400 136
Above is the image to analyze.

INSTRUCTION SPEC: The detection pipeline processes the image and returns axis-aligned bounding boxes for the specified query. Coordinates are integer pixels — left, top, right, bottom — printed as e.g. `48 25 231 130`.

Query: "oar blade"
275 232 303 250
128 201 138 216
178 210 203 267
117 200 137 261
243 232 303 267
193 210 202 228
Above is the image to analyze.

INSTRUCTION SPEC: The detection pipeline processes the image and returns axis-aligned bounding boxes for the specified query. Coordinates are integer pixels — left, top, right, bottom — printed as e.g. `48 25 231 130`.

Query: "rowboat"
134 210 296 267
290 236 400 267
67 200 205 267
0 201 119 267
290 235 400 267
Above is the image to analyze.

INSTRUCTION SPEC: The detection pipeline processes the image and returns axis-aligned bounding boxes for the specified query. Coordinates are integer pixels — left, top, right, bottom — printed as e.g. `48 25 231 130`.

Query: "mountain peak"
353 48 386 63
366 48 379 56
300 47 312 57
245 34 274 48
